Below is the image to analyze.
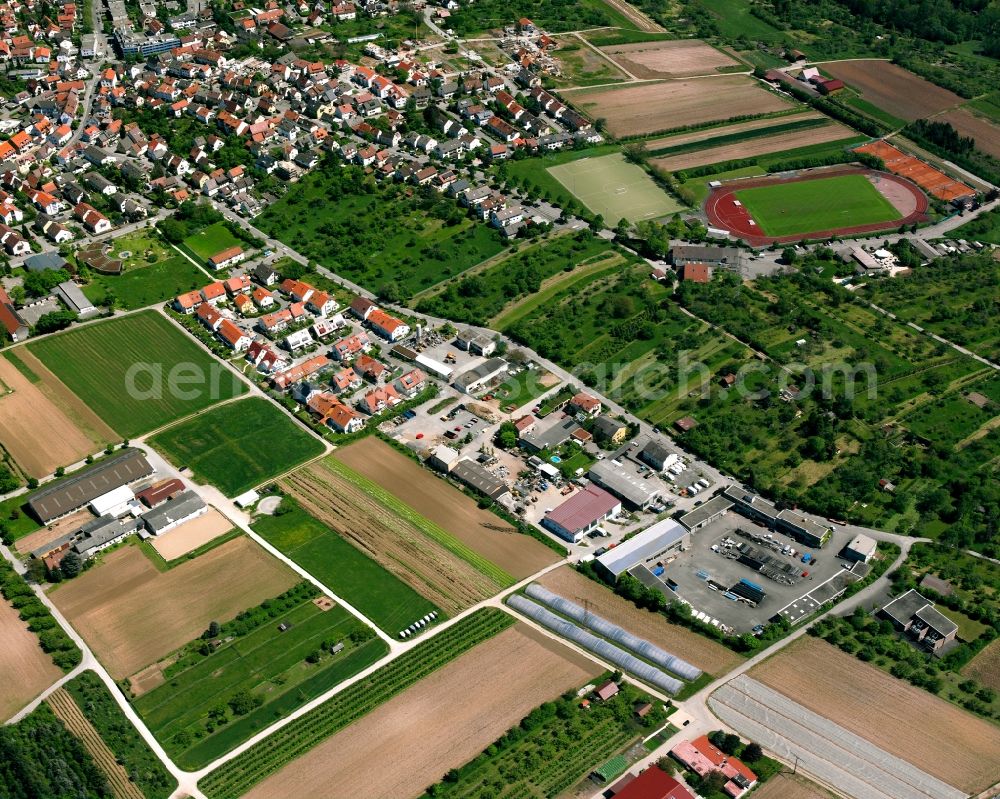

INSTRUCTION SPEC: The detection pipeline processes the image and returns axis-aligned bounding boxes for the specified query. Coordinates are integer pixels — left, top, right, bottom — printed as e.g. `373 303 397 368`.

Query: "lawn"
132 581 387 769
252 499 439 633
548 153 687 222
697 0 785 40
734 174 902 237
491 367 558 410
27 311 246 438
149 398 324 496
502 143 622 211
198 609 515 799
84 256 207 310
256 164 505 301
182 222 244 263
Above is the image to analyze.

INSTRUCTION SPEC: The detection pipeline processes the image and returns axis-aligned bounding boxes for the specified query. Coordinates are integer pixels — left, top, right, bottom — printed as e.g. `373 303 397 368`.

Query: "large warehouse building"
589 461 660 510
595 519 690 582
27 449 154 524
543 484 621 543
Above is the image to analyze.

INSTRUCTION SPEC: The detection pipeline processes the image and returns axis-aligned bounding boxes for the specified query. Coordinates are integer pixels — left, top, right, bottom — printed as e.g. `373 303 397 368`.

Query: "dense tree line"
0 560 81 670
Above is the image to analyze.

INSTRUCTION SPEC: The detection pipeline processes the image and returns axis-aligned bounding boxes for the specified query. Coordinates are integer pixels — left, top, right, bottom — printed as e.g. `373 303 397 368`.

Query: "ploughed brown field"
48 688 145 799
538 565 743 676
940 107 1000 159
242 623 601 799
821 60 962 121
751 636 1000 794
563 76 789 137
333 437 559 579
48 538 296 679
601 39 739 79
963 638 1000 691
0 597 62 721
650 121 855 172
751 773 838 799
0 353 115 478
282 461 503 615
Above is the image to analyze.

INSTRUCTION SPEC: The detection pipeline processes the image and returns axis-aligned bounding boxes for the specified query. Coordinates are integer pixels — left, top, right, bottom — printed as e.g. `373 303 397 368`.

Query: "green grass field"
252 500 439 633
149 398 324 496
84 256 207 310
548 153 686 222
199 609 515 799
133 582 387 769
27 311 246 437
182 222 244 263
734 174 902 236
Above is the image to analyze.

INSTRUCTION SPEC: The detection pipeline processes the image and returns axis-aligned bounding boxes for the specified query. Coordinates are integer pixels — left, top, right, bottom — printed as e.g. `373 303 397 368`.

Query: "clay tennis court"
241 623 600 799
332 437 559 579
751 637 1000 794
821 60 962 121
48 537 296 678
537 566 743 675
149 508 233 561
650 121 855 172
0 353 115 478
563 76 790 137
854 140 974 201
600 39 739 79
0 598 62 721
705 166 928 245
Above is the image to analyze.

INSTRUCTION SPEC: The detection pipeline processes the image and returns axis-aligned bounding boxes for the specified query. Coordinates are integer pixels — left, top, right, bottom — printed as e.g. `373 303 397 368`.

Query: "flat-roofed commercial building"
589 461 660 510
596 519 690 581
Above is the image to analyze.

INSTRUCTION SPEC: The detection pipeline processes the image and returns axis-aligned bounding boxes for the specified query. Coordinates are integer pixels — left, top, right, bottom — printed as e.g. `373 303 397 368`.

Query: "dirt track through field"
601 39 738 78
48 688 145 799
0 355 114 477
821 60 962 121
282 463 501 615
0 598 62 721
242 623 600 799
49 538 296 678
150 508 233 560
564 77 790 137
538 566 743 675
601 0 664 31
650 121 855 172
332 438 558 578
750 637 1000 793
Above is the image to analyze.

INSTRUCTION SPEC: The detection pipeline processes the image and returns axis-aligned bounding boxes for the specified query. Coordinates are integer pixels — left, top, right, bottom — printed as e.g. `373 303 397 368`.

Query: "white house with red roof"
366 308 410 342
670 737 757 798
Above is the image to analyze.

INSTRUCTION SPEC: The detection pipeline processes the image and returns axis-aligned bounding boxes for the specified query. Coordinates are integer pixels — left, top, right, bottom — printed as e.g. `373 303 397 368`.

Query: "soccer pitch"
548 152 686 222
734 174 902 237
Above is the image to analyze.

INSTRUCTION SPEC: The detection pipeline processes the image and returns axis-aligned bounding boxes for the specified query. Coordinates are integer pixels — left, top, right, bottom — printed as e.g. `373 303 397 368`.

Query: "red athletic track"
703 166 930 246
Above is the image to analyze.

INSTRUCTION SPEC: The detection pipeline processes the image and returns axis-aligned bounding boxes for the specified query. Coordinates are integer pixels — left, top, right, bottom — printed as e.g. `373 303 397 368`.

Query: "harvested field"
963 638 1000 691
600 39 739 79
643 111 822 150
941 107 1000 159
0 353 115 478
563 76 789 137
15 509 93 556
751 773 838 799
282 461 505 615
333 438 558 578
650 121 854 172
47 688 144 799
149 508 233 561
750 637 1000 793
537 566 742 675
48 538 296 679
241 623 600 799
0 597 62 721
821 61 962 122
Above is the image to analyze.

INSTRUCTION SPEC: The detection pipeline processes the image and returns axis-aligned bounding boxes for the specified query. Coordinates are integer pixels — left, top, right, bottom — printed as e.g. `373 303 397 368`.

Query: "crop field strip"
282 458 513 614
27 310 246 438
646 116 831 157
198 608 515 799
47 688 145 799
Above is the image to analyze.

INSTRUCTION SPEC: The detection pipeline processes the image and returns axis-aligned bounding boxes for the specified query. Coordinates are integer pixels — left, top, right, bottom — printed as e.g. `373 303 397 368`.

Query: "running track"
704 166 929 246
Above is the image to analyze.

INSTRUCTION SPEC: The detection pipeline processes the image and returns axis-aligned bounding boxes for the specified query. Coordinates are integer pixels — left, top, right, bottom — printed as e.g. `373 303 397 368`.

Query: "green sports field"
149 398 325 496
734 174 902 236
548 152 686 222
182 222 244 262
28 311 246 437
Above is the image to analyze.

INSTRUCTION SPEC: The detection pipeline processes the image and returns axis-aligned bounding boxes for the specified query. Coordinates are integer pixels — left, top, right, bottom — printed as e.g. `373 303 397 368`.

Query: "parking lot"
663 513 860 633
